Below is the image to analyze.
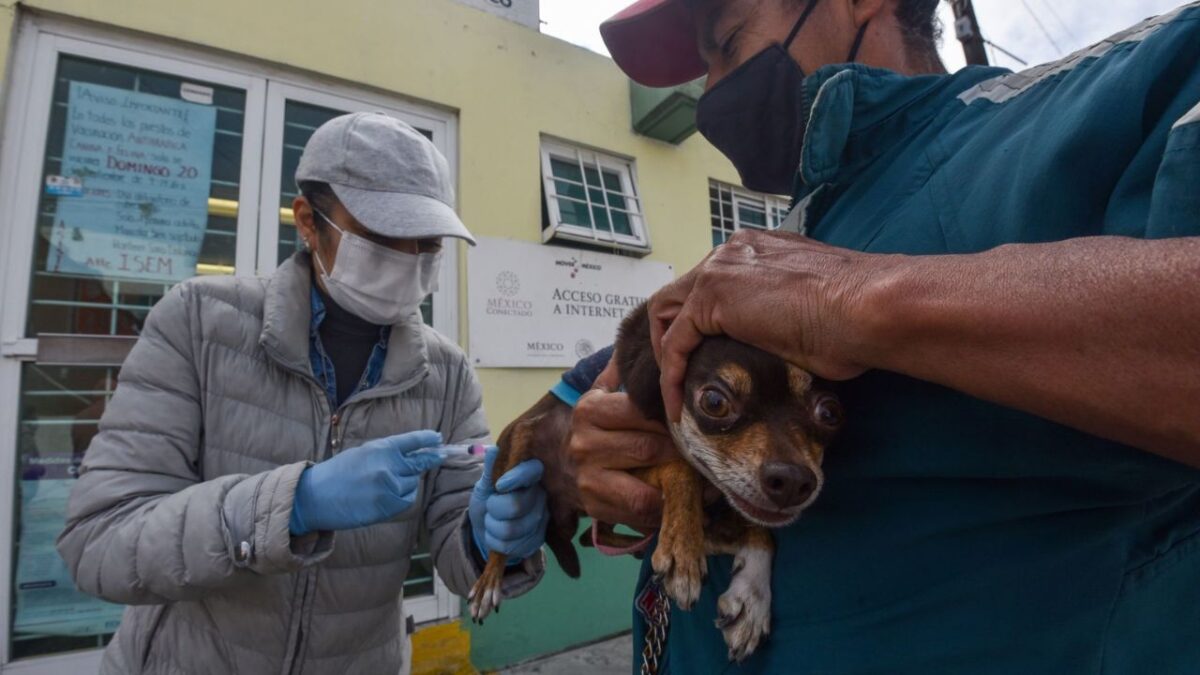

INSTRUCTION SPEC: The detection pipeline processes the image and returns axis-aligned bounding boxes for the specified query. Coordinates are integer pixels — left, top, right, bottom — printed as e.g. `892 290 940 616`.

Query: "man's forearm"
857 236 1200 465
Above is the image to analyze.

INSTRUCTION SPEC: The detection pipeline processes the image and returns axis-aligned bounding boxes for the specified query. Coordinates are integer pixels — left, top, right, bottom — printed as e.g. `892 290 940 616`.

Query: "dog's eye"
814 396 844 429
698 388 732 419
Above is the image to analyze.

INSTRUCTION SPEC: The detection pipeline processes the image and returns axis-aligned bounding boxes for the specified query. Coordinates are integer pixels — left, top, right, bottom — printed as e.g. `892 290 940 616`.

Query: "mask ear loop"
847 19 871 63
309 207 345 279
783 0 822 50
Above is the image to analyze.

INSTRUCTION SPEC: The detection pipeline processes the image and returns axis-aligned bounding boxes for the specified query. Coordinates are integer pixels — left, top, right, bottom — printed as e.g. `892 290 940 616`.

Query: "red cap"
600 0 708 88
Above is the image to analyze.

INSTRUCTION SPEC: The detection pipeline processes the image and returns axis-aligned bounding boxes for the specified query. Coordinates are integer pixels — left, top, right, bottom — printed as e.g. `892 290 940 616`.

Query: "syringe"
433 444 489 458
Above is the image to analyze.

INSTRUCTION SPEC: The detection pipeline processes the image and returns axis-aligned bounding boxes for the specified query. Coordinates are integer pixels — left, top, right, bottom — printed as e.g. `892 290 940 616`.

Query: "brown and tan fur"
469 303 842 661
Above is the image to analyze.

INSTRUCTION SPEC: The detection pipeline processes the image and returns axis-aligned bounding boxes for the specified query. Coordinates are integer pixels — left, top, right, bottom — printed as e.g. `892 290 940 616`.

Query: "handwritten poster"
47 82 217 283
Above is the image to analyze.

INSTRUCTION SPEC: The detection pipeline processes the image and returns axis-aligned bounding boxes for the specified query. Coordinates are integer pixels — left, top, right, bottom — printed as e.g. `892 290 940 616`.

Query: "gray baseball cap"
295 112 476 245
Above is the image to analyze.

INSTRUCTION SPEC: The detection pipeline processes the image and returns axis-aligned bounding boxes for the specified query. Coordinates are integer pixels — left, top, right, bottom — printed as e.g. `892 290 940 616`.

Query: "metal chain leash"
639 580 671 675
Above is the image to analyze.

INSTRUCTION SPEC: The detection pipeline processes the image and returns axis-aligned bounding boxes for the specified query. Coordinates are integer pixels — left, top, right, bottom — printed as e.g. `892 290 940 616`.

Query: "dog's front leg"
708 522 774 662
639 460 706 610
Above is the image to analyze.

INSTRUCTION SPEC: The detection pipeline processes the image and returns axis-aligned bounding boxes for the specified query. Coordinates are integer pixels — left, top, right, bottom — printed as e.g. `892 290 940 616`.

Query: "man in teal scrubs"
562 0 1200 672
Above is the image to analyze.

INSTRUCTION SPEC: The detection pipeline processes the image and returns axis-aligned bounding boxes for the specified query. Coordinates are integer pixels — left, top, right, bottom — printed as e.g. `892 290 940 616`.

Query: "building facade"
0 0 785 671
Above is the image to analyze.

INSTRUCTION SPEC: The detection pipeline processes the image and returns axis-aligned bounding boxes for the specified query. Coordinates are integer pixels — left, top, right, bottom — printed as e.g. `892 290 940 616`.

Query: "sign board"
14 454 124 637
468 237 673 368
45 175 83 197
46 82 217 283
451 0 540 30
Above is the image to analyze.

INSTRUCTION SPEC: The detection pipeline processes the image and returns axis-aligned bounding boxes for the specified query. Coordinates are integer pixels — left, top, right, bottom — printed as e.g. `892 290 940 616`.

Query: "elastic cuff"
222 472 268 569
549 380 583 408
255 462 334 574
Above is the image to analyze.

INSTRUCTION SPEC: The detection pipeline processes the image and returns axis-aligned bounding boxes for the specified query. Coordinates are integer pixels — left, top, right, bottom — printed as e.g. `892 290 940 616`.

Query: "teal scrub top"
631 5 1200 673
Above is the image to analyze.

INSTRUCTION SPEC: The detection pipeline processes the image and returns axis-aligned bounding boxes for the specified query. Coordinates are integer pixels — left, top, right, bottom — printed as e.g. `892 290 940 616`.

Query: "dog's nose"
759 462 817 508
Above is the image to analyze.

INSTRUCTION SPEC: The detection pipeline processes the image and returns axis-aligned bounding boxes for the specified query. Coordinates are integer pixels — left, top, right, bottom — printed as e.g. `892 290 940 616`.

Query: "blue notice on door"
46 81 217 283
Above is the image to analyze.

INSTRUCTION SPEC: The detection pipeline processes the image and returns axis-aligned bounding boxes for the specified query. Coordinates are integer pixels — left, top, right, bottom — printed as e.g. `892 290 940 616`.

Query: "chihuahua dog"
469 302 843 660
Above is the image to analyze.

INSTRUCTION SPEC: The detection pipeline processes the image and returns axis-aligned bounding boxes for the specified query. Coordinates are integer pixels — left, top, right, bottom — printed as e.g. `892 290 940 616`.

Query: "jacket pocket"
1100 529 1200 674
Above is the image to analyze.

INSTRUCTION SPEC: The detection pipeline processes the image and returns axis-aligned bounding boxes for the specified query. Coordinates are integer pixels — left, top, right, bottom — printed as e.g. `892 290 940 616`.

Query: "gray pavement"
497 633 632 674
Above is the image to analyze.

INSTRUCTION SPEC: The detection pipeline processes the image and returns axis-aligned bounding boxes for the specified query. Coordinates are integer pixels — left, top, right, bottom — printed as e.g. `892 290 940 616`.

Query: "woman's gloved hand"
290 430 445 536
468 446 549 562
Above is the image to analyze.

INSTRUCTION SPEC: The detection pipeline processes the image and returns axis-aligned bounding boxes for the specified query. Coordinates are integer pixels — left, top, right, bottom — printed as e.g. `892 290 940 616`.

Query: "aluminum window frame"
709 180 792 246
540 138 650 253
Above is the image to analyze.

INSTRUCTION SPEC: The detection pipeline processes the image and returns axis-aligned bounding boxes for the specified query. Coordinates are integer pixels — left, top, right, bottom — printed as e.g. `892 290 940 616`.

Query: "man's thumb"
593 357 621 392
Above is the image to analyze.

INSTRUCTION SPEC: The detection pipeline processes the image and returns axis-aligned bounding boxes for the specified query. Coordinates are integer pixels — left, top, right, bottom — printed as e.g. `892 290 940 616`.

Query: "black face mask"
695 0 869 195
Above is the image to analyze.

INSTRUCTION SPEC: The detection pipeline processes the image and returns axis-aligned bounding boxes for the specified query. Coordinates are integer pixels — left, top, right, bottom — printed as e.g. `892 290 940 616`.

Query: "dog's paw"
652 541 707 610
716 547 772 662
467 563 506 624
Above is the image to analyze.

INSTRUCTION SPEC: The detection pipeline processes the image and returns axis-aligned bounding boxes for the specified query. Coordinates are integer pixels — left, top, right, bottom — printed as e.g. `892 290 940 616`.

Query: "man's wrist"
843 252 926 373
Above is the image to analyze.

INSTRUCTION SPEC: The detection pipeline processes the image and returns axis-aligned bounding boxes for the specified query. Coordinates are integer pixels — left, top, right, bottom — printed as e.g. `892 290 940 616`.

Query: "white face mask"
310 208 441 325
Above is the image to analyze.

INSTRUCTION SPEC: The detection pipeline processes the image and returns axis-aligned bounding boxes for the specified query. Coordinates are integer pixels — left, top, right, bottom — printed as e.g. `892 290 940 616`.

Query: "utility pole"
948 0 989 66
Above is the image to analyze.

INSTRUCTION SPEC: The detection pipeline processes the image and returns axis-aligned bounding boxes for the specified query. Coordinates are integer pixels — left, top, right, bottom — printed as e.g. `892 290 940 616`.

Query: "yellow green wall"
0 1 16 110
2 0 739 437
0 0 741 667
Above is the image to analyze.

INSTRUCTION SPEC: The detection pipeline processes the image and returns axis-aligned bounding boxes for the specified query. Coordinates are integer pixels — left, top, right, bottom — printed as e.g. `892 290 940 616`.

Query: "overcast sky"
539 0 1185 73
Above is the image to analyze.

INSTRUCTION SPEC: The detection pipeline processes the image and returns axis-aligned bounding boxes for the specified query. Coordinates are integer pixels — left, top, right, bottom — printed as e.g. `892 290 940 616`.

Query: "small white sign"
451 0 540 30
468 237 673 368
180 82 214 105
45 175 84 197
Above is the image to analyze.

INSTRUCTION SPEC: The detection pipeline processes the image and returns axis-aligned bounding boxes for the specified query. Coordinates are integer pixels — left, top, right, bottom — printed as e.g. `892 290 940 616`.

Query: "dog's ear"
615 302 667 424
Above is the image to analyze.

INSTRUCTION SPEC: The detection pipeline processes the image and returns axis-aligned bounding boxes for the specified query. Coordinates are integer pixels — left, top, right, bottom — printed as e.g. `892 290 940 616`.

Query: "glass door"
0 30 266 666
0 20 464 670
258 82 462 622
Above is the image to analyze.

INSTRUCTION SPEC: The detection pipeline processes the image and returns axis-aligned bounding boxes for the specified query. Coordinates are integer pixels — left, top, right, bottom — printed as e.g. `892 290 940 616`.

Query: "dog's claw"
717 547 772 662
468 562 508 623
714 605 742 630
652 543 706 611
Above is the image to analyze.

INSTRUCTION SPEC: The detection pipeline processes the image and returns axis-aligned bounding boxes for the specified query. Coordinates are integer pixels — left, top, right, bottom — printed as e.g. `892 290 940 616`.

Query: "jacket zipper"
285 391 343 675
329 412 342 454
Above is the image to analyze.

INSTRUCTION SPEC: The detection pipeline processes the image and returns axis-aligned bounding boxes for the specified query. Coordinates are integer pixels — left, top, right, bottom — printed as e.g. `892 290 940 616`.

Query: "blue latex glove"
468 446 549 562
290 430 445 536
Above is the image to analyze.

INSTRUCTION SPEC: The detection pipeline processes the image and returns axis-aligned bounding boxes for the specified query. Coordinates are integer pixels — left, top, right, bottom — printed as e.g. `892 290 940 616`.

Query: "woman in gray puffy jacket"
57 113 548 675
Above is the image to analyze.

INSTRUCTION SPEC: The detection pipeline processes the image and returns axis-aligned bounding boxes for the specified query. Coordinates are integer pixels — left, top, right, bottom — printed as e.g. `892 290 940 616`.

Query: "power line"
1019 0 1064 54
1033 0 1079 42
984 39 1029 66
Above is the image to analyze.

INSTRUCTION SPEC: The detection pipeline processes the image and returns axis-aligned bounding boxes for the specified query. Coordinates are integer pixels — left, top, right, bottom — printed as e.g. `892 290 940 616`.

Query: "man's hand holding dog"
567 361 677 529
647 229 1200 464
649 229 880 422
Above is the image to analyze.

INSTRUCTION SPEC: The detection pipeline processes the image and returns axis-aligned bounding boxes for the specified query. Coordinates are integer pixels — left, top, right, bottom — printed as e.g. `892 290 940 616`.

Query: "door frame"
0 12 464 671
0 16 269 672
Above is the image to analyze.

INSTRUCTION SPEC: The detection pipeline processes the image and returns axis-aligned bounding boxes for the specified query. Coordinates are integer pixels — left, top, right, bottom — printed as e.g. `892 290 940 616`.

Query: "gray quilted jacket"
56 254 543 674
